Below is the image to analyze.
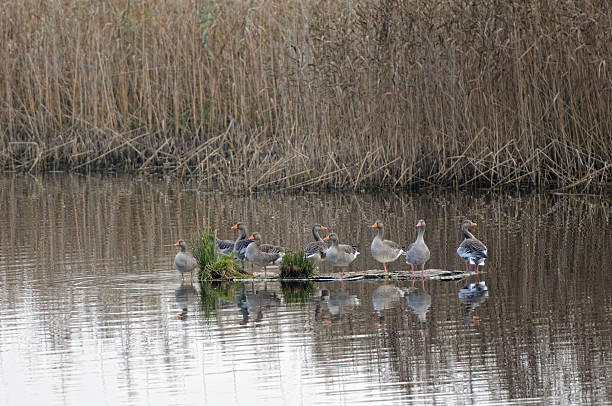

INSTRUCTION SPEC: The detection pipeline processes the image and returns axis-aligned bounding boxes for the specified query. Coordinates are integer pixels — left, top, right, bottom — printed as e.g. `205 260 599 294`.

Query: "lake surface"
0 174 610 405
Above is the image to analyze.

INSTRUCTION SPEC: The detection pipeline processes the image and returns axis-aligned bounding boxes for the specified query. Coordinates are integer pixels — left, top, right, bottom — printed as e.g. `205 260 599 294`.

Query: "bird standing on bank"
231 222 250 267
304 224 329 263
323 233 359 278
174 239 197 283
404 219 431 277
370 221 404 273
457 219 487 273
245 232 285 277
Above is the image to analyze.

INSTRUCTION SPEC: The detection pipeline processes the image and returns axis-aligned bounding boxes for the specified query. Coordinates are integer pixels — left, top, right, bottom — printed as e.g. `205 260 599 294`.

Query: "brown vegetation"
1 0 610 192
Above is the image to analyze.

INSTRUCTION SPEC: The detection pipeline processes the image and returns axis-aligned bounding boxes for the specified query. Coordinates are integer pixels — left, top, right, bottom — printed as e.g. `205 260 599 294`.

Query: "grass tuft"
279 250 316 279
192 231 251 281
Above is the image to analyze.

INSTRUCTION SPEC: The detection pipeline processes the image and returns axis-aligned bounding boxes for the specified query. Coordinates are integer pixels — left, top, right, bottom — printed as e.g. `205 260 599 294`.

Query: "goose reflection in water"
371 284 404 326
175 282 199 320
405 282 432 336
237 288 282 326
320 289 360 324
458 281 489 325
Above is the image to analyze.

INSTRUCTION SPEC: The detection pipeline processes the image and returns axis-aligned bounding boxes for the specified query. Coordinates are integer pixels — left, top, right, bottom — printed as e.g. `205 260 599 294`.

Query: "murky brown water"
0 174 610 405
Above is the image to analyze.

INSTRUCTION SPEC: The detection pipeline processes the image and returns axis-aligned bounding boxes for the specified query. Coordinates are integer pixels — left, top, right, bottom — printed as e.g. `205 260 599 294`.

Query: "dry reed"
1 0 610 192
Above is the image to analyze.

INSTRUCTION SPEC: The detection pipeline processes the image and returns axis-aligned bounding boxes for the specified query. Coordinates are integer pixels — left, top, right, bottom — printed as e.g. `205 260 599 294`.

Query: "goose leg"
410 265 415 277
181 273 184 282
190 271 193 284
421 264 425 278
465 261 469 273
383 263 388 274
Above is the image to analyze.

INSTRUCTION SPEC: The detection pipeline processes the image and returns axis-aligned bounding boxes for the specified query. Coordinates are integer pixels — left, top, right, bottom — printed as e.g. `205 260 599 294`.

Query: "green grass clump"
191 232 217 271
191 231 251 281
279 250 316 279
202 254 251 280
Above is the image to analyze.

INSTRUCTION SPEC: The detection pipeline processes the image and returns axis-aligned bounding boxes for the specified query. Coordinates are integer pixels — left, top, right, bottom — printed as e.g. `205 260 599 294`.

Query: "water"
0 174 610 405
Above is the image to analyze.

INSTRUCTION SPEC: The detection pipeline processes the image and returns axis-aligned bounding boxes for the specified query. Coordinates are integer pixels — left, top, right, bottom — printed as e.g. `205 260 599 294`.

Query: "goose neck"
236 226 247 242
461 226 475 239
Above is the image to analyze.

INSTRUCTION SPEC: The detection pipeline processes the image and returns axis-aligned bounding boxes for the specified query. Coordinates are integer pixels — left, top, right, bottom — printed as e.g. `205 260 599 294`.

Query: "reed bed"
1 0 610 192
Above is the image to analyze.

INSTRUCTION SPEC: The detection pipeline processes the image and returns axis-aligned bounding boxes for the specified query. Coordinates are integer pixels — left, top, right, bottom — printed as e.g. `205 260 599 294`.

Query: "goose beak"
321 226 328 230
471 221 477 226
249 235 255 240
417 221 423 227
323 236 330 241
231 224 238 229
372 222 378 228
174 241 180 246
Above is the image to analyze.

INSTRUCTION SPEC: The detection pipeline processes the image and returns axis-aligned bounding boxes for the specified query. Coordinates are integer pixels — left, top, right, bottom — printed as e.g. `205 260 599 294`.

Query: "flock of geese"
174 219 488 282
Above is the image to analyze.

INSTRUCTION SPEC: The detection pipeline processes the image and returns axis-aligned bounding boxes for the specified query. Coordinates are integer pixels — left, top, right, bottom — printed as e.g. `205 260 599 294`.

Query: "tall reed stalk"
1 0 610 192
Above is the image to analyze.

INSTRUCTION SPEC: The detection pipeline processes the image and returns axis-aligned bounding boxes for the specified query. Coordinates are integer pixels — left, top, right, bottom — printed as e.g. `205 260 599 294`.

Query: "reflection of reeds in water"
1 1 610 192
1 175 610 404
280 281 316 304
199 281 240 318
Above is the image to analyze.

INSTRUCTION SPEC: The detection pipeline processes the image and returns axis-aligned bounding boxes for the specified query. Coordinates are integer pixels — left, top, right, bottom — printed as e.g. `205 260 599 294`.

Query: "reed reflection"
0 175 610 405
280 281 316 304
199 281 240 318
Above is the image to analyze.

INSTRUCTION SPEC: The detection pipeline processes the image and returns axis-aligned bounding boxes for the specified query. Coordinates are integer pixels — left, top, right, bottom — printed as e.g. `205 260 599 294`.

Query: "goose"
370 221 404 273
404 219 431 277
174 240 198 283
231 222 250 266
457 219 487 273
255 234 286 255
323 233 359 278
245 233 285 277
304 224 329 263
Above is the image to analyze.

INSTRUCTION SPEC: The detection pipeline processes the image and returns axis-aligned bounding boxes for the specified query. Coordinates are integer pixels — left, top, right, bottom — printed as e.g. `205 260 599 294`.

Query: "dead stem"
0 0 609 193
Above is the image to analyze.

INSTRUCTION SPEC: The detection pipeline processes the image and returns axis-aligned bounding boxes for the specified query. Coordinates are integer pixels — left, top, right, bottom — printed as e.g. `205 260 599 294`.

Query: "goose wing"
305 240 328 256
216 238 235 253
